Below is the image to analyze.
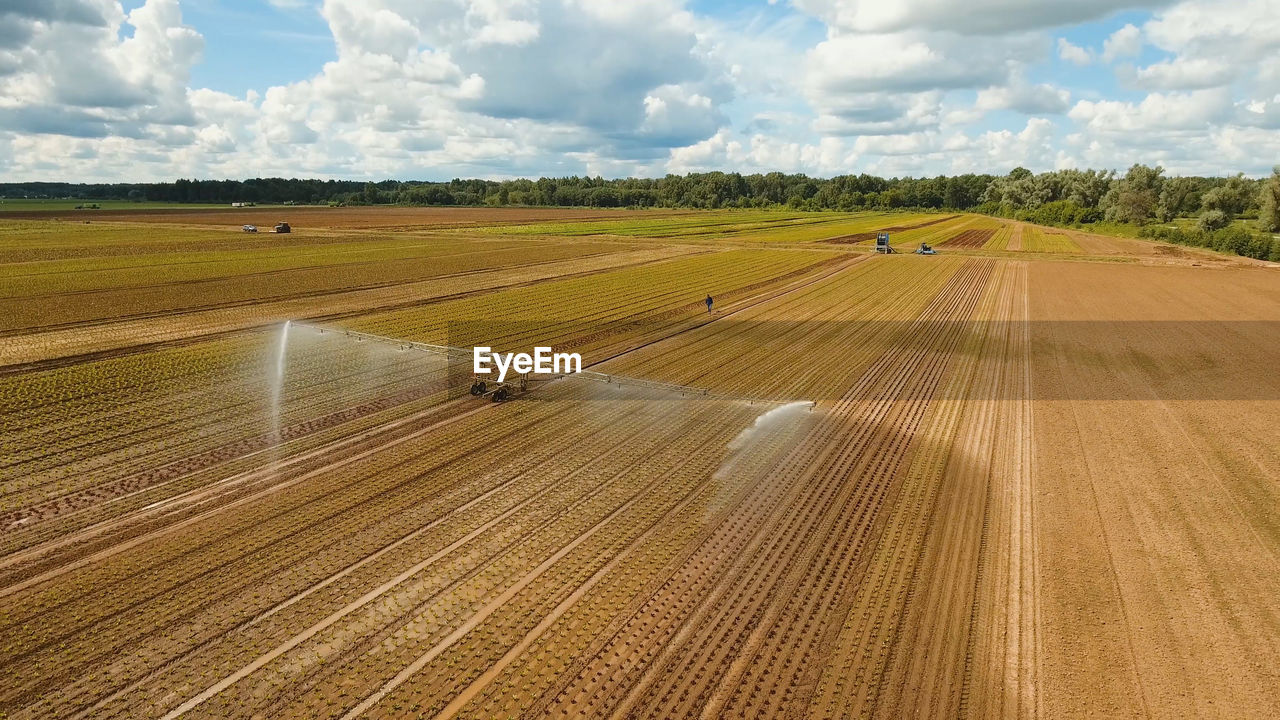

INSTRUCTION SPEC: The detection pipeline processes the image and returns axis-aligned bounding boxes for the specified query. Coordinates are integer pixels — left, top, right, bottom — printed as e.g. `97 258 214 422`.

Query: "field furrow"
3 207 1275 720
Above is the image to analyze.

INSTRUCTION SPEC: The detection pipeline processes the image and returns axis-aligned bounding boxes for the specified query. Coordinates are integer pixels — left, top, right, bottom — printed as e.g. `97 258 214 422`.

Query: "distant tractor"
916 242 936 255
274 221 291 233
875 232 896 254
242 224 258 233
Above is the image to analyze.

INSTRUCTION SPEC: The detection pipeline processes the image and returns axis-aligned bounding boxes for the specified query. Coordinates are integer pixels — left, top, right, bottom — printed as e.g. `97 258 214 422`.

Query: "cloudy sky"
2 0 1278 181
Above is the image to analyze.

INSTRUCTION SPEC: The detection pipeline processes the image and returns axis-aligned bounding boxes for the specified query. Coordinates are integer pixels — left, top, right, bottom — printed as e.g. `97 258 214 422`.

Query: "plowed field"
1 207 1276 719
942 228 997 248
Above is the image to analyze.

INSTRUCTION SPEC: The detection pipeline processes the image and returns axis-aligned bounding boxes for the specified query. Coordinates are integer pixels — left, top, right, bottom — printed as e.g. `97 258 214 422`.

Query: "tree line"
3 166 1277 258
0 173 994 211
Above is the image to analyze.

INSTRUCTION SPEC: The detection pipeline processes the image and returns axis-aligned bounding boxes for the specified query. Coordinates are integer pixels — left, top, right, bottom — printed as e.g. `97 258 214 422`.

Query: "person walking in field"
705 294 714 314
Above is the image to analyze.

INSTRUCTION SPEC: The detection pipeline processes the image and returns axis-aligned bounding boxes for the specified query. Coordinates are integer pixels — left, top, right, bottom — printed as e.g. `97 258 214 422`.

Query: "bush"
1140 223 1278 261
1209 225 1250 254
1197 209 1230 232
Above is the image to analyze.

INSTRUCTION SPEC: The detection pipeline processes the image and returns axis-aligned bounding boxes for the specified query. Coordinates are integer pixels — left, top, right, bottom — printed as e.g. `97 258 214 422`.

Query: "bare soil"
943 227 998 248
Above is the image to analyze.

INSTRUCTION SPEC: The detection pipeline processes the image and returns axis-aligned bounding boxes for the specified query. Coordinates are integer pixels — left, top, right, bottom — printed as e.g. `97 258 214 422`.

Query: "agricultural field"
1 206 1277 719
0 200 217 212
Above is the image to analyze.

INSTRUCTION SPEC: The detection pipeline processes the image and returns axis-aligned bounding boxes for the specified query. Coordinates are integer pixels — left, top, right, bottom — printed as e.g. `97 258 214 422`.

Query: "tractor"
469 373 529 402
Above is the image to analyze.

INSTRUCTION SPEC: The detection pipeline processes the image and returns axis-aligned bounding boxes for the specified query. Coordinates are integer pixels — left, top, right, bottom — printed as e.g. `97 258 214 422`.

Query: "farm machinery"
874 232 896 254
288 322 810 410
469 373 529 402
915 242 937 255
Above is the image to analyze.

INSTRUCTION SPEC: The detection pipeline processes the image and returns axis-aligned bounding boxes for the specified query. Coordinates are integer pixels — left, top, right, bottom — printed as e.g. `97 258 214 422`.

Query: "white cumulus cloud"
1102 23 1142 62
1 0 1277 180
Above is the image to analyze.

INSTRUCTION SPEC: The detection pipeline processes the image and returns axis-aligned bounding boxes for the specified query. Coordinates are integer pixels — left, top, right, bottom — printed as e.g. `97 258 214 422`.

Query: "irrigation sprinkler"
287 321 812 409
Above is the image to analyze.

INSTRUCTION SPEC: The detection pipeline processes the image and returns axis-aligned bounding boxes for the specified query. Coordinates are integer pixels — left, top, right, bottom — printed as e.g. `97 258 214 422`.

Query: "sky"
1 0 1278 182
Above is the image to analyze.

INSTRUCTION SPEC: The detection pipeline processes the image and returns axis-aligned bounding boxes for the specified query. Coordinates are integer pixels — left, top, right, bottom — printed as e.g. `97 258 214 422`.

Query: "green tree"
1157 176 1201 221
1101 164 1164 224
1257 167 1280 233
1200 174 1253 217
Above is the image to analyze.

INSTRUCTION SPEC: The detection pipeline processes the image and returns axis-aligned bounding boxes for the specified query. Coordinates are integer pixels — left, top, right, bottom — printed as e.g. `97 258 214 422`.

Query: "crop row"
475 211 824 237
340 248 838 360
444 397 813 719
0 221 258 265
804 261 1017 717
567 260 996 718
709 260 998 718
2 382 763 719
603 255 965 401
435 259 969 717
0 233 530 291
1 384 601 707
1 244 699 368
717 213 934 244
1 235 1016 719
299 254 988 712
0 371 468 564
1019 225 1083 253
2 239 626 332
0 329 450 519
879 215 997 248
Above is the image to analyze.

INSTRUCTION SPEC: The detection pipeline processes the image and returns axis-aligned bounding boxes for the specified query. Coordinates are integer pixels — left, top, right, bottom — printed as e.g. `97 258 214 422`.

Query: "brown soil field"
1030 262 1280 717
1 210 1276 719
942 227 997 248
822 214 961 244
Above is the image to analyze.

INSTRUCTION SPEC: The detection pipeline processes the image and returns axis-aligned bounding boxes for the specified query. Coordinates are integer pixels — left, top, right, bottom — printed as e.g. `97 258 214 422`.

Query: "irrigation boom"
288 321 812 410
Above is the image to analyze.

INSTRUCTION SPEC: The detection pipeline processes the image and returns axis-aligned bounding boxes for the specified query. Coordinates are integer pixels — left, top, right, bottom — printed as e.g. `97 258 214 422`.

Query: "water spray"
712 400 817 485
727 401 815 452
270 320 291 444
286 321 813 410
